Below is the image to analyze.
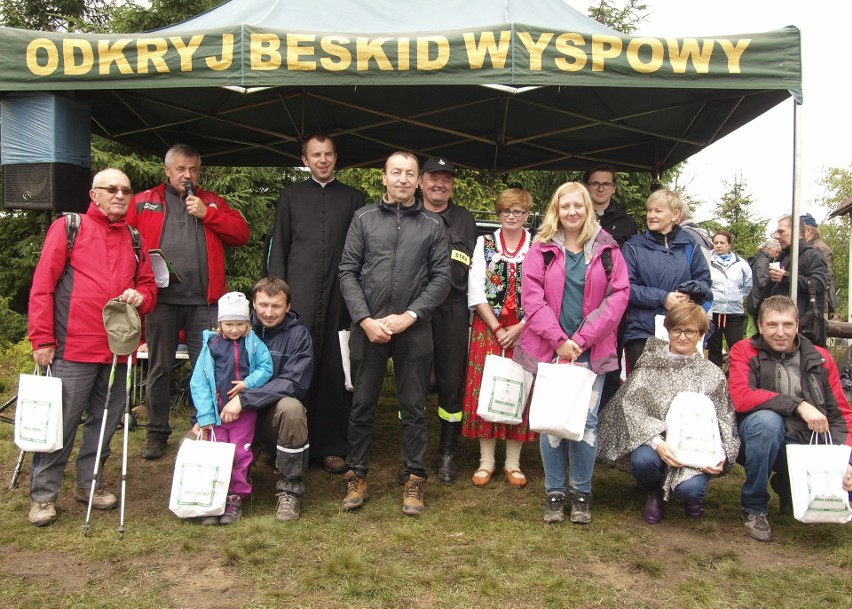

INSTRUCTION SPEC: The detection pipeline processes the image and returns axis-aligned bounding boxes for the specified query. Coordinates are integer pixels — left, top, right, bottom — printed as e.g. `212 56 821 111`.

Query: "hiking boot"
436 451 458 485
28 501 56 527
219 495 242 525
200 515 220 526
342 471 369 511
684 501 705 520
570 492 592 524
643 490 663 524
275 491 300 522
741 509 772 542
322 455 347 474
402 474 426 516
141 439 166 460
75 487 117 510
543 492 566 523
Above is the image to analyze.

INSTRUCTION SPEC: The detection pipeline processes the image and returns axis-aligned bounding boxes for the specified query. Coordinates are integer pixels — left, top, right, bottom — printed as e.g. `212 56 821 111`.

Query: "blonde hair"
534 182 599 247
663 302 710 334
647 189 687 225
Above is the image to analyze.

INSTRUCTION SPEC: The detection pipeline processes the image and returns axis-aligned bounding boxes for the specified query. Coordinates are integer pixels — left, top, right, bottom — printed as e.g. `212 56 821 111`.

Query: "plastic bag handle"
809 430 833 446
687 377 705 394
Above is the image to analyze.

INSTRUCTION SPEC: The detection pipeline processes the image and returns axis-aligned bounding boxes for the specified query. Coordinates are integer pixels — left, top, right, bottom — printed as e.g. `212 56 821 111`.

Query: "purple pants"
215 409 257 499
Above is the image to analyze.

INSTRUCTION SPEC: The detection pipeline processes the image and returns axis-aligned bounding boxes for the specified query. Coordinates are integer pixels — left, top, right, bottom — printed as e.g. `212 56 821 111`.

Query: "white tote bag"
786 433 852 524
338 329 353 392
665 380 725 469
169 432 236 519
529 361 597 441
14 365 63 453
476 352 534 425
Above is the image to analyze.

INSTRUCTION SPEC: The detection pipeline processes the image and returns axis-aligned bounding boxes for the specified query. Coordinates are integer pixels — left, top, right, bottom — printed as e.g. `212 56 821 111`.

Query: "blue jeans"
630 445 709 503
739 410 798 515
540 372 604 495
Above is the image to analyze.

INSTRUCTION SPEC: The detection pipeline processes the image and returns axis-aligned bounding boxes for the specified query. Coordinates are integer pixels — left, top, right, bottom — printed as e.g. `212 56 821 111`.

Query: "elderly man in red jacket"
127 144 249 460
28 168 157 527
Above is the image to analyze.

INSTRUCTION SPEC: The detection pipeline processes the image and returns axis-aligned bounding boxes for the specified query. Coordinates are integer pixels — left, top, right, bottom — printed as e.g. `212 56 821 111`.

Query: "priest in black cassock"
267 134 365 473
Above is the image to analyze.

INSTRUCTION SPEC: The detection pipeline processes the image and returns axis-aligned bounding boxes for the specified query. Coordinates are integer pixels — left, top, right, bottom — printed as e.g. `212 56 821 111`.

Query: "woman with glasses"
461 188 535 487
622 189 712 371
598 302 739 524
707 230 752 369
514 182 629 523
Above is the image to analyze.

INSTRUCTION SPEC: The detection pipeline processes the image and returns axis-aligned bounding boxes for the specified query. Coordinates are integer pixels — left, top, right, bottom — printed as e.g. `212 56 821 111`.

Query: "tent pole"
848 215 852 321
789 99 802 305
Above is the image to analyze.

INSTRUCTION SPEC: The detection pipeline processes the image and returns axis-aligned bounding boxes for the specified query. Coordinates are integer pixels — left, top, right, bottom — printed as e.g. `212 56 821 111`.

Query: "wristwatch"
407 310 418 320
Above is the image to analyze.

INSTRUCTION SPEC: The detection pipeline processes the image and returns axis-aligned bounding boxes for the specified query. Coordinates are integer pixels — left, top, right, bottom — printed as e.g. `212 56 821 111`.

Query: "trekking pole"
117 353 133 536
83 353 117 536
9 449 26 490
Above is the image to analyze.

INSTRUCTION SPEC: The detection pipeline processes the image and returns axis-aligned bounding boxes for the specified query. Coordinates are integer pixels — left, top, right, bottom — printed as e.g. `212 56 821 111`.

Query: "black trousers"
707 313 745 368
430 298 469 423
346 322 433 479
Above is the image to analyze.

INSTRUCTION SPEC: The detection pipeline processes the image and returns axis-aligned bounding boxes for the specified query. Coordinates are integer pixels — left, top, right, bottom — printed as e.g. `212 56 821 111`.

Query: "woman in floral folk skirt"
461 188 536 487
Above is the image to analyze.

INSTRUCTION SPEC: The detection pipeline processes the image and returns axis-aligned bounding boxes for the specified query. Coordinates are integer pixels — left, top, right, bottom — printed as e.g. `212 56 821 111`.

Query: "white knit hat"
218 291 250 322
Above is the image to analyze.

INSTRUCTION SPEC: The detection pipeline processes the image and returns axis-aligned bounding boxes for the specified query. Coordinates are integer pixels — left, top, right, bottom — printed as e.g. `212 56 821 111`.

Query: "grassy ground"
0 392 850 609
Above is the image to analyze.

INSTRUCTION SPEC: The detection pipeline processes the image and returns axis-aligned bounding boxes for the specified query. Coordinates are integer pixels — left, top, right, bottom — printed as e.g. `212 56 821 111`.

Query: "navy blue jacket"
623 226 712 342
242 309 313 411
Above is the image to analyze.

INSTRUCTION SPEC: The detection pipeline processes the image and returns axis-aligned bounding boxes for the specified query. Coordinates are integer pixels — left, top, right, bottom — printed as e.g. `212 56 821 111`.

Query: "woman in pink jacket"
516 182 629 524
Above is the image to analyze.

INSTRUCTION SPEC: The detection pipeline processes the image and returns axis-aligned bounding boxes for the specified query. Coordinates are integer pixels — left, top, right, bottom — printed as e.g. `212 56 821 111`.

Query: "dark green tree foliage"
587 0 648 35
816 164 852 318
712 175 768 260
0 0 115 32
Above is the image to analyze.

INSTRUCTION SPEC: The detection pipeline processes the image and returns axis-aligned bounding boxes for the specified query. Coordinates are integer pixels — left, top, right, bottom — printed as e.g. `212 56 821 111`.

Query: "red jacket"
29 202 157 364
729 336 852 448
127 183 249 303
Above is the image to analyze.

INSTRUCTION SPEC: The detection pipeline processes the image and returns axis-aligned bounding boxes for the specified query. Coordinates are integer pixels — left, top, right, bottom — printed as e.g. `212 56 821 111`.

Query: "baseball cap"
102 299 142 356
800 213 818 228
421 156 455 175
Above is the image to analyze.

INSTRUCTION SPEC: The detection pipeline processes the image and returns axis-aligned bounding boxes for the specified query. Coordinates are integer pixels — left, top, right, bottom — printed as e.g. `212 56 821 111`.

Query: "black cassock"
268 178 365 459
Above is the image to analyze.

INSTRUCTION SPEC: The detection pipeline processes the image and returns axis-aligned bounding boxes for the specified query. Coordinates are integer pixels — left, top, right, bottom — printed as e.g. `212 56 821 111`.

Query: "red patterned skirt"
460 314 538 442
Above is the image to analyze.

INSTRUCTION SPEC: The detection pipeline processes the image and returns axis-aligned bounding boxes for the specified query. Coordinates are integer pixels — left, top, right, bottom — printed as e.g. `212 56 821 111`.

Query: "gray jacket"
339 197 450 325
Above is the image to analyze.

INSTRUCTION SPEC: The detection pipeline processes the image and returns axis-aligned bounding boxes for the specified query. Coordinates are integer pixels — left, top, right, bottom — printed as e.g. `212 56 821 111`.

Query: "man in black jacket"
584 164 638 407
240 277 313 522
758 215 827 345
419 156 477 485
338 152 451 516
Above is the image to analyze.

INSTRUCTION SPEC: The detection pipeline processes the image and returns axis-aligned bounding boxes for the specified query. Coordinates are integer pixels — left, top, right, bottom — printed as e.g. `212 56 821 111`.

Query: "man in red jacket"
729 295 852 542
127 144 249 460
28 168 157 526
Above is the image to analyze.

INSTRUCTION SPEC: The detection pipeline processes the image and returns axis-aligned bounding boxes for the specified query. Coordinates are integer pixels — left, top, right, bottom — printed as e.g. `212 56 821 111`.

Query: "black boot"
436 421 461 485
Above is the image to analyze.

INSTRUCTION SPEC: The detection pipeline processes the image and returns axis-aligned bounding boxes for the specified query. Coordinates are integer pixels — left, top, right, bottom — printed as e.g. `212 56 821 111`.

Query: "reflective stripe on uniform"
438 406 462 422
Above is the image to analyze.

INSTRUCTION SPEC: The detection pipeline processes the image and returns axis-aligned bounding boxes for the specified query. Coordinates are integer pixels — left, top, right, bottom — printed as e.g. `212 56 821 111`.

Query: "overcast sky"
567 0 850 230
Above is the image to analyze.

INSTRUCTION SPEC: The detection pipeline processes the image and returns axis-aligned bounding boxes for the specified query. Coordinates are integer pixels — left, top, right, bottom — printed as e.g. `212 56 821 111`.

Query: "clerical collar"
311 174 336 188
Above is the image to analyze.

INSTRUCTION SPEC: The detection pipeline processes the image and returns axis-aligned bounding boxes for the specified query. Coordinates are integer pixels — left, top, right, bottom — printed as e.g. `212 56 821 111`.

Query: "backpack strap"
601 248 612 280
64 212 142 264
542 250 556 270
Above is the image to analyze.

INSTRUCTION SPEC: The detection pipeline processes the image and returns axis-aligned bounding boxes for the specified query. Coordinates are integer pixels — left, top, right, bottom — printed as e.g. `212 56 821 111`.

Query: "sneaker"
28 501 57 527
543 493 566 523
342 471 369 511
322 455 347 474
219 495 242 525
141 439 167 460
199 515 220 526
402 474 426 516
75 487 117 510
275 491 300 522
741 509 772 542
570 492 592 524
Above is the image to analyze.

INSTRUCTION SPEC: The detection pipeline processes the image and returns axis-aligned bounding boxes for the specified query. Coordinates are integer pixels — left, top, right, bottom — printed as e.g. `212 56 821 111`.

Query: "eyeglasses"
668 328 699 339
93 186 133 196
587 181 615 189
499 209 528 218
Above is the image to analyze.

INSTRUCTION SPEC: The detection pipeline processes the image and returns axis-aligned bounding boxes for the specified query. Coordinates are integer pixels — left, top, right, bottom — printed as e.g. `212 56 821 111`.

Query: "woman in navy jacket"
622 190 712 371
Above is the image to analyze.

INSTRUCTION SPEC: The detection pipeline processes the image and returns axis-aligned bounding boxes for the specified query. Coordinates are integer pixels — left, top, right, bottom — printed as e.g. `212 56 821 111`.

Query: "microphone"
184 181 195 197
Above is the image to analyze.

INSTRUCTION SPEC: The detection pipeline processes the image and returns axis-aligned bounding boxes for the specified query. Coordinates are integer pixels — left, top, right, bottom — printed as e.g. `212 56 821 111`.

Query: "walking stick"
117 353 133 535
82 354 117 536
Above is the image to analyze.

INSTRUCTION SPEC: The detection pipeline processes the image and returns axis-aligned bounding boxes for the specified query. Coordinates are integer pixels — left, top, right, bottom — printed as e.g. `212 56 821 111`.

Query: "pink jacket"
517 227 629 375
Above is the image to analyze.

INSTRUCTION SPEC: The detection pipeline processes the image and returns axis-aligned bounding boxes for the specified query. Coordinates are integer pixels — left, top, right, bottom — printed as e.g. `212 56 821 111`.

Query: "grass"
0 390 851 609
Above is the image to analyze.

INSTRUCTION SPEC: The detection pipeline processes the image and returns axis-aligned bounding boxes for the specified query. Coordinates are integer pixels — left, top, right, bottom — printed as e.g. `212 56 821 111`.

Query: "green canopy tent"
0 0 802 173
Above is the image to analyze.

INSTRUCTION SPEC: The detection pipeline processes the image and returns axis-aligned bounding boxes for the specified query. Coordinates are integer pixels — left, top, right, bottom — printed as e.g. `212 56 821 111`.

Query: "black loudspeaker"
1 93 91 212
2 163 91 212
